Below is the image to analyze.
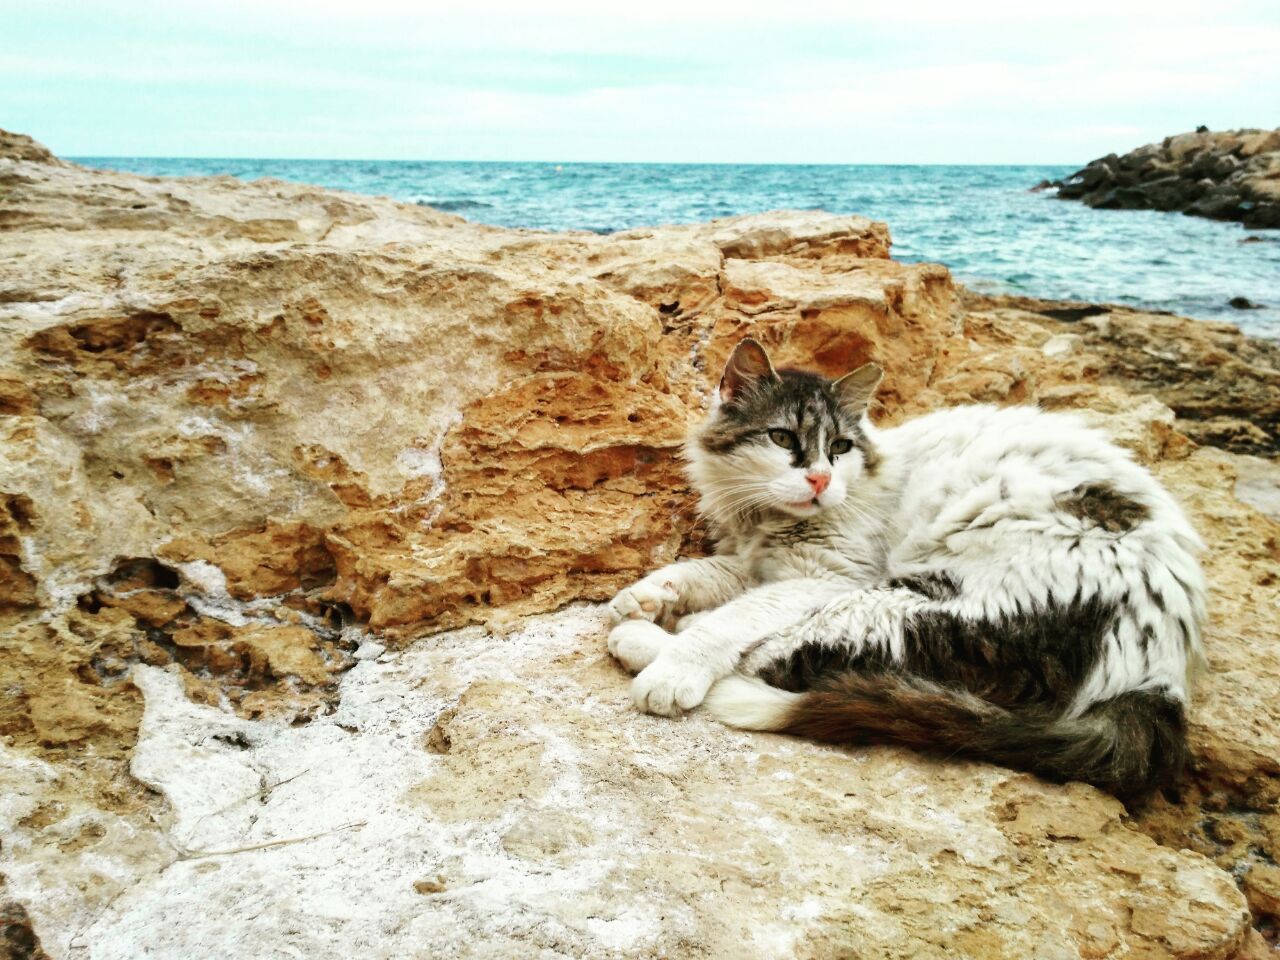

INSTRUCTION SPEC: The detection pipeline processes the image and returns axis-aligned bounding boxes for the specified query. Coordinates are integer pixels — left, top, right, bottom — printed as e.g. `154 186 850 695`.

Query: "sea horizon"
72 155 1082 167
75 154 1280 338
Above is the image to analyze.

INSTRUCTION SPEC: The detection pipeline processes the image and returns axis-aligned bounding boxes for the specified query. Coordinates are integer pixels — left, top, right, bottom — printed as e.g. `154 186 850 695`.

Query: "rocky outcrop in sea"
1040 127 1280 228
3 130 1280 958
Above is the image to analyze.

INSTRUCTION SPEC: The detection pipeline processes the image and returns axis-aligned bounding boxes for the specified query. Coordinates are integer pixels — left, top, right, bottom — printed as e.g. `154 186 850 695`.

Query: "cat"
606 338 1206 800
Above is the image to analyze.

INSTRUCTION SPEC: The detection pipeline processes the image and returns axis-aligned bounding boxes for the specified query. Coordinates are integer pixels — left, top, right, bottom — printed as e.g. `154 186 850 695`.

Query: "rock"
1044 127 1280 228
961 290 1280 456
352 640 385 660
1 884 52 960
1187 184 1246 221
1244 863 1280 919
0 130 60 165
1057 159 1114 197
1088 185 1150 210
1140 174 1203 211
1229 296 1264 310
1 131 1278 956
3 622 1255 959
1230 453 1280 519
412 876 448 895
1040 333 1082 358
1239 129 1280 157
1243 202 1280 229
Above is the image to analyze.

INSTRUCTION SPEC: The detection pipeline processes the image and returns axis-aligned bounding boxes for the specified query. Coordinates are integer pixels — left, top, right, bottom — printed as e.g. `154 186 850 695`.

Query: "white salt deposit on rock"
3 606 1250 959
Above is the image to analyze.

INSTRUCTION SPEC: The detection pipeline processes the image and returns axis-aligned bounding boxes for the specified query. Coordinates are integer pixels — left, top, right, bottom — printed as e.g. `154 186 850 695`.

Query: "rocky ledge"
2 131 1279 958
1040 127 1280 228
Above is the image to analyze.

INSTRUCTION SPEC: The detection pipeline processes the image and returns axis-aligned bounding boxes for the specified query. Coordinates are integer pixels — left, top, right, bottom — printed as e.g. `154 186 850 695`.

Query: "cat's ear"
833 362 882 413
719 338 778 403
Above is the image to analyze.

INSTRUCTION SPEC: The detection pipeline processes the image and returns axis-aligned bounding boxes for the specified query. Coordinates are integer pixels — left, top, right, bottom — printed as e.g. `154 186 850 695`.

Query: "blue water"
76 157 1280 336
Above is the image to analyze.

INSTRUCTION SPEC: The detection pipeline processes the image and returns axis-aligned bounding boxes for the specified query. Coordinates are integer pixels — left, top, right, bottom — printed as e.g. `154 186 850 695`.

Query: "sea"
76 157 1280 337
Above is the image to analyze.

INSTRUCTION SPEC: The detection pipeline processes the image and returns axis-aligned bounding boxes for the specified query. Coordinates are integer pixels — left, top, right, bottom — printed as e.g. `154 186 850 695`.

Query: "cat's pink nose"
806 473 830 495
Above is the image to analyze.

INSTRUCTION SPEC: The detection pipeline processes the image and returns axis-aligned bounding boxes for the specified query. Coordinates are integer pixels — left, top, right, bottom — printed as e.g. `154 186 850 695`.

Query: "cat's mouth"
787 498 821 511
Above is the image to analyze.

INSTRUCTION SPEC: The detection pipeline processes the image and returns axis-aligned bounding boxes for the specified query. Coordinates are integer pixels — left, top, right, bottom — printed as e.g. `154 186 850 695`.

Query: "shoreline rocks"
3 130 1279 958
959 291 1280 457
1038 127 1280 229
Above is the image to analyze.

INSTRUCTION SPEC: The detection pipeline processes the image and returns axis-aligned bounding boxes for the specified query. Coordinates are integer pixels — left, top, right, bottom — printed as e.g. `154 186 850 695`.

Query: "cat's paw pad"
607 620 673 674
631 660 714 717
608 578 678 625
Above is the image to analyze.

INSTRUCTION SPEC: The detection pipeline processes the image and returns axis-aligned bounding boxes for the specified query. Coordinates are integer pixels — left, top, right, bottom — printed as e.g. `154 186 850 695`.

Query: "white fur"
608 402 1207 721
607 619 672 674
703 675 799 730
687 399 866 524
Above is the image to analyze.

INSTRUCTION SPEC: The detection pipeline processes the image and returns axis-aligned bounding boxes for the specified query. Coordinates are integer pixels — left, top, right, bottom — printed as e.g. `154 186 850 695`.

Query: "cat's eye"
830 438 854 457
768 429 797 450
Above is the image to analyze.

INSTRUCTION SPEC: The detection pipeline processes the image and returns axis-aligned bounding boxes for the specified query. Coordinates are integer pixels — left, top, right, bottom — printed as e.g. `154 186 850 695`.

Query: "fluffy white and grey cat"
607 338 1205 799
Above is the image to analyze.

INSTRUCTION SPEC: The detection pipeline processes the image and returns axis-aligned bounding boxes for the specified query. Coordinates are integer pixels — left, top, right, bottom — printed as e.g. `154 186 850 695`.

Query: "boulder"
1046 127 1280 228
1187 182 1247 220
1087 184 1150 210
1141 174 1205 211
1243 202 1280 229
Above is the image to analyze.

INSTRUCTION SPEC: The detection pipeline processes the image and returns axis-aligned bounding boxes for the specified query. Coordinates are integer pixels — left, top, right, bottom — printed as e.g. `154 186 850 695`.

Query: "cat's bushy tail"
703 672 1188 799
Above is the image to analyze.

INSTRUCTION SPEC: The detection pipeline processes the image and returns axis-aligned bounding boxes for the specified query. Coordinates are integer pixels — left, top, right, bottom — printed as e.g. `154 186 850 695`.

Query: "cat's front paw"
608 576 679 626
631 658 714 717
607 620 673 674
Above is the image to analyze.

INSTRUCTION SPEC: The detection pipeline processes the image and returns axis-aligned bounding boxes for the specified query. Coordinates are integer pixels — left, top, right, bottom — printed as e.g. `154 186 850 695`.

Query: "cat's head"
688 338 881 523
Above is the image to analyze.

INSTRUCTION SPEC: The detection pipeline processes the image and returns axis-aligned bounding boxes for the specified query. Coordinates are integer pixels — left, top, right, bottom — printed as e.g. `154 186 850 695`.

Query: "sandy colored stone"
1243 864 1280 918
960 290 1280 455
0 129 60 165
1 609 144 758
97 589 187 628
412 876 448 895
0 126 952 750
158 522 336 600
2 130 1279 956
0 493 38 610
169 621 334 686
1 615 1256 959
1 885 52 960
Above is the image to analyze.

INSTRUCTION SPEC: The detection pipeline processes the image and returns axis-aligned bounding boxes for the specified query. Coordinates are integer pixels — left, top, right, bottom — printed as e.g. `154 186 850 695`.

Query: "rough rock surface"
961 291 1280 456
0 615 1257 959
1040 127 1280 229
2 131 1278 957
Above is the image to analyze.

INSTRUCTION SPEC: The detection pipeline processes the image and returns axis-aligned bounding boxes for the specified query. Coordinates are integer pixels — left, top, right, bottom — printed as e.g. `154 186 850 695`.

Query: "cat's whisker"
709 495 770 523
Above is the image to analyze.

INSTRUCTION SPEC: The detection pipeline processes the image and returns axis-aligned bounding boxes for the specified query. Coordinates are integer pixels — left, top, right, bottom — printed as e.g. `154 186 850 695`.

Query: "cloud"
2 0 1277 160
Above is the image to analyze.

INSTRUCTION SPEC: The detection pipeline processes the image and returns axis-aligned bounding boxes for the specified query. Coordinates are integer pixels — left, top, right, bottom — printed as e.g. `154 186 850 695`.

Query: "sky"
3 0 1278 164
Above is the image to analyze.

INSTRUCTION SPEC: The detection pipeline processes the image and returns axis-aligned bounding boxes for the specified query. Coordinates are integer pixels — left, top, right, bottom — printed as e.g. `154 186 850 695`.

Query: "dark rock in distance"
1228 296 1265 310
1041 128 1280 229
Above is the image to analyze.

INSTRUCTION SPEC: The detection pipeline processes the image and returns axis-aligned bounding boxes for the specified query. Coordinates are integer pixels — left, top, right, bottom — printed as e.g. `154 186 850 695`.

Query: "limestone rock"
961 290 1280 456
0 130 60 165
0 129 952 747
1 130 1278 956
2 615 1254 959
